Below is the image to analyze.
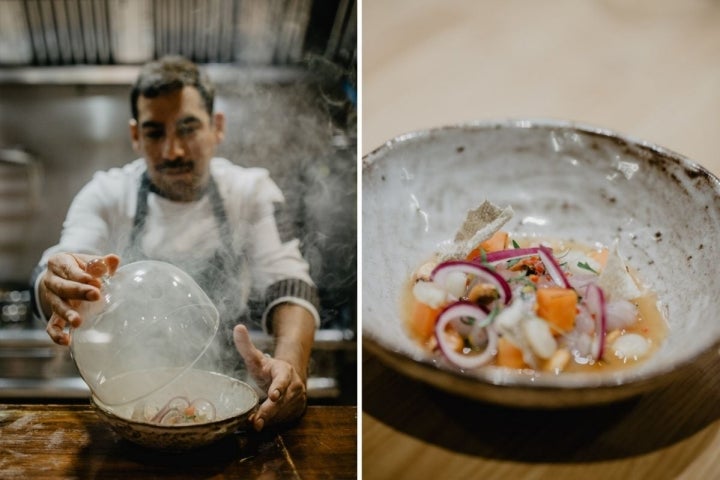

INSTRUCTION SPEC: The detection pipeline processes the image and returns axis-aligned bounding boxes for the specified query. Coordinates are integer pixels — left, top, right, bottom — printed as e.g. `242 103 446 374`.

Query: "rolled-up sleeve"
241 172 321 333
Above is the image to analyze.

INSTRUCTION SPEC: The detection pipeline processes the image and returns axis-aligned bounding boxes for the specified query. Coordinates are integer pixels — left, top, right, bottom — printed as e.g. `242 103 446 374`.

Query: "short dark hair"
130 55 215 120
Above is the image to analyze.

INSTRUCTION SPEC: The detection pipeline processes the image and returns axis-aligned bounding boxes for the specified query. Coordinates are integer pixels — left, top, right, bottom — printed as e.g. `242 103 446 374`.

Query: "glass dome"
70 260 220 406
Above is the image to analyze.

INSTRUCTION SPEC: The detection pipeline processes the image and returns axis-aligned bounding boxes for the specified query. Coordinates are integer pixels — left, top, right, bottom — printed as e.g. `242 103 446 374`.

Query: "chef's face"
130 86 225 202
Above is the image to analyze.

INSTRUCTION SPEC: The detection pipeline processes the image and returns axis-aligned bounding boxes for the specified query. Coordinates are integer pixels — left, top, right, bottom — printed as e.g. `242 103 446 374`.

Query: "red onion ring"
150 396 190 423
431 260 512 305
538 245 572 289
434 301 498 369
190 398 216 421
482 247 541 263
585 283 607 360
159 408 185 425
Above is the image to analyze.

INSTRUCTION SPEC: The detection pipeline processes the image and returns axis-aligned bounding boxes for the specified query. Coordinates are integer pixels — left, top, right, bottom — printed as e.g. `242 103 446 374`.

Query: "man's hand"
233 324 308 432
40 253 120 345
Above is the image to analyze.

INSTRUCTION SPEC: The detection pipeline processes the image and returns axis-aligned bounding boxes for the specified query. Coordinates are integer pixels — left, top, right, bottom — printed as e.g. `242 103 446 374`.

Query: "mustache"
157 159 194 171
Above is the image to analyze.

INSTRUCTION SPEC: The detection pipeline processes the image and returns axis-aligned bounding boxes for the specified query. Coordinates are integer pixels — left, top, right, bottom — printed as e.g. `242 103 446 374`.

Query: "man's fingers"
266 365 292 401
249 361 307 431
268 387 282 402
103 254 121 275
44 274 100 303
231 326 308 432
46 313 70 345
252 382 306 432
40 252 120 348
253 398 280 431
42 275 90 330
86 254 120 278
47 294 81 328
233 324 265 369
48 253 121 287
48 255 96 286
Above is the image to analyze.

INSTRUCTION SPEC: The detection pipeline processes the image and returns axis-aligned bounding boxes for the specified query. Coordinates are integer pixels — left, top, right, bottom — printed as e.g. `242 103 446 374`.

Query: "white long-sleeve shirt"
33 157 320 333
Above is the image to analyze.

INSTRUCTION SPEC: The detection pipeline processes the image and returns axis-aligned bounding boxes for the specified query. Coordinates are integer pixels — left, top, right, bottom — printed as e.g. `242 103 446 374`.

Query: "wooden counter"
363 348 720 480
0 404 356 479
362 0 720 479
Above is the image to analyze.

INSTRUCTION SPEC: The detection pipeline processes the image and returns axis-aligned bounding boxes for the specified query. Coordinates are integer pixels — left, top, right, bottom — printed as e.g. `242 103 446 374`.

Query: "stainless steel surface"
0 150 42 269
0 377 90 398
0 328 85 398
0 287 31 324
0 0 356 67
0 328 355 400
0 64 310 85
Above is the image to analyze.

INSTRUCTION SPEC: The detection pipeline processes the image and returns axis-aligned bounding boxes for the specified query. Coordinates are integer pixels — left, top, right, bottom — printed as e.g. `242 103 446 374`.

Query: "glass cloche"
70 260 220 406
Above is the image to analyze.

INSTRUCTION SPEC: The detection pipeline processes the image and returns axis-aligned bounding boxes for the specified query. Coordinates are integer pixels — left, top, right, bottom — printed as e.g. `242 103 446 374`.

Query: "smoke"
215 79 357 331
104 78 356 380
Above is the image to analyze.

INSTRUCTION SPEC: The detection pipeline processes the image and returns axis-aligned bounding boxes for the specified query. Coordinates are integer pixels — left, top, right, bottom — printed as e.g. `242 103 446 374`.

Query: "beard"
150 160 209 202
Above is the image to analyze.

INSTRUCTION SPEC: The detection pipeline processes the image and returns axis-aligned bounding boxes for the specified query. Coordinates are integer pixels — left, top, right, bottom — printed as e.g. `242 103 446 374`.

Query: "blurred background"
0 0 356 404
363 0 720 166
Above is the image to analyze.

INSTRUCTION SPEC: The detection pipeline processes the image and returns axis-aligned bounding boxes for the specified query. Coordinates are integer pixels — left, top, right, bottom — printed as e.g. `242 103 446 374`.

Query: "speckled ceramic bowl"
362 119 720 408
91 368 258 450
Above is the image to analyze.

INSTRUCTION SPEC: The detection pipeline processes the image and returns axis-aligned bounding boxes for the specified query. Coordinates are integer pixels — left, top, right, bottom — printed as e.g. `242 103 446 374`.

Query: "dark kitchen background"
0 0 356 404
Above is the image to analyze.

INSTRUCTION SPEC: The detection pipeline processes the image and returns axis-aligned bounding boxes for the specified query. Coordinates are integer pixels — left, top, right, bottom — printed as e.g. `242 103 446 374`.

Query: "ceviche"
405 201 667 374
132 396 217 425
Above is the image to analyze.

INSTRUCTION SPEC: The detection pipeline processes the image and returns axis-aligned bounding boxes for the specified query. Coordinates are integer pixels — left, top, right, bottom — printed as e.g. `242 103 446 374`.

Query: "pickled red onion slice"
434 302 498 369
150 396 189 423
585 283 607 360
190 398 216 421
431 260 512 305
538 245 572 289
482 247 541 263
159 408 185 425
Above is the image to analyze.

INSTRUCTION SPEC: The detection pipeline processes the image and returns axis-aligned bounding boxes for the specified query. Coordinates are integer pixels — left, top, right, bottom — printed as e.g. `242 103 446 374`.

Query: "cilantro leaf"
577 261 599 274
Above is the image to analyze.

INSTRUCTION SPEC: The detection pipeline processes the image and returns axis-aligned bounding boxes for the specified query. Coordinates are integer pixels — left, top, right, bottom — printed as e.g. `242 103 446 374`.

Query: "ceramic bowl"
362 119 720 408
91 368 258 450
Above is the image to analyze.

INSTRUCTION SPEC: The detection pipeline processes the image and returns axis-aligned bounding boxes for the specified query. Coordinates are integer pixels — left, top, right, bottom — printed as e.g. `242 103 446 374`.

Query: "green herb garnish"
485 305 501 326
577 261 599 274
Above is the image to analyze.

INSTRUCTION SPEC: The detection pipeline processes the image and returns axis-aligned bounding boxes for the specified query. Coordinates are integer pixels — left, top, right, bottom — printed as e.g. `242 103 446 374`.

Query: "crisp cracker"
439 200 513 259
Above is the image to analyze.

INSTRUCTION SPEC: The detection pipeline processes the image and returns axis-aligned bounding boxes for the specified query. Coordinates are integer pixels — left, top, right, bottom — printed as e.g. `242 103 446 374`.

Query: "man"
32 55 319 432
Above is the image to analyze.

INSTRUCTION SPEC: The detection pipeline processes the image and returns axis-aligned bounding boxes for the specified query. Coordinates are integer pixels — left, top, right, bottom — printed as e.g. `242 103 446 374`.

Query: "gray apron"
124 171 251 376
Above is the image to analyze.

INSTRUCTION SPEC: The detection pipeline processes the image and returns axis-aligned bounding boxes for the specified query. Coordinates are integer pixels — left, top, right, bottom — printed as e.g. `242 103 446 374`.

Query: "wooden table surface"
0 404 357 480
363 348 720 480
362 1 720 479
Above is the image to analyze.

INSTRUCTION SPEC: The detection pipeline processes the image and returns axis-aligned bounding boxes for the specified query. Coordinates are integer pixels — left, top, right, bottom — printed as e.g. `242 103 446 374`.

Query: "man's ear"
213 112 225 143
129 119 141 152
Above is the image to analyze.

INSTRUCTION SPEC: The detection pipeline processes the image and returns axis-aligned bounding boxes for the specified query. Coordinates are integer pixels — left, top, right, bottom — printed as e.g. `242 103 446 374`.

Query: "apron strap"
129 171 152 248
206 174 235 254
130 171 234 252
